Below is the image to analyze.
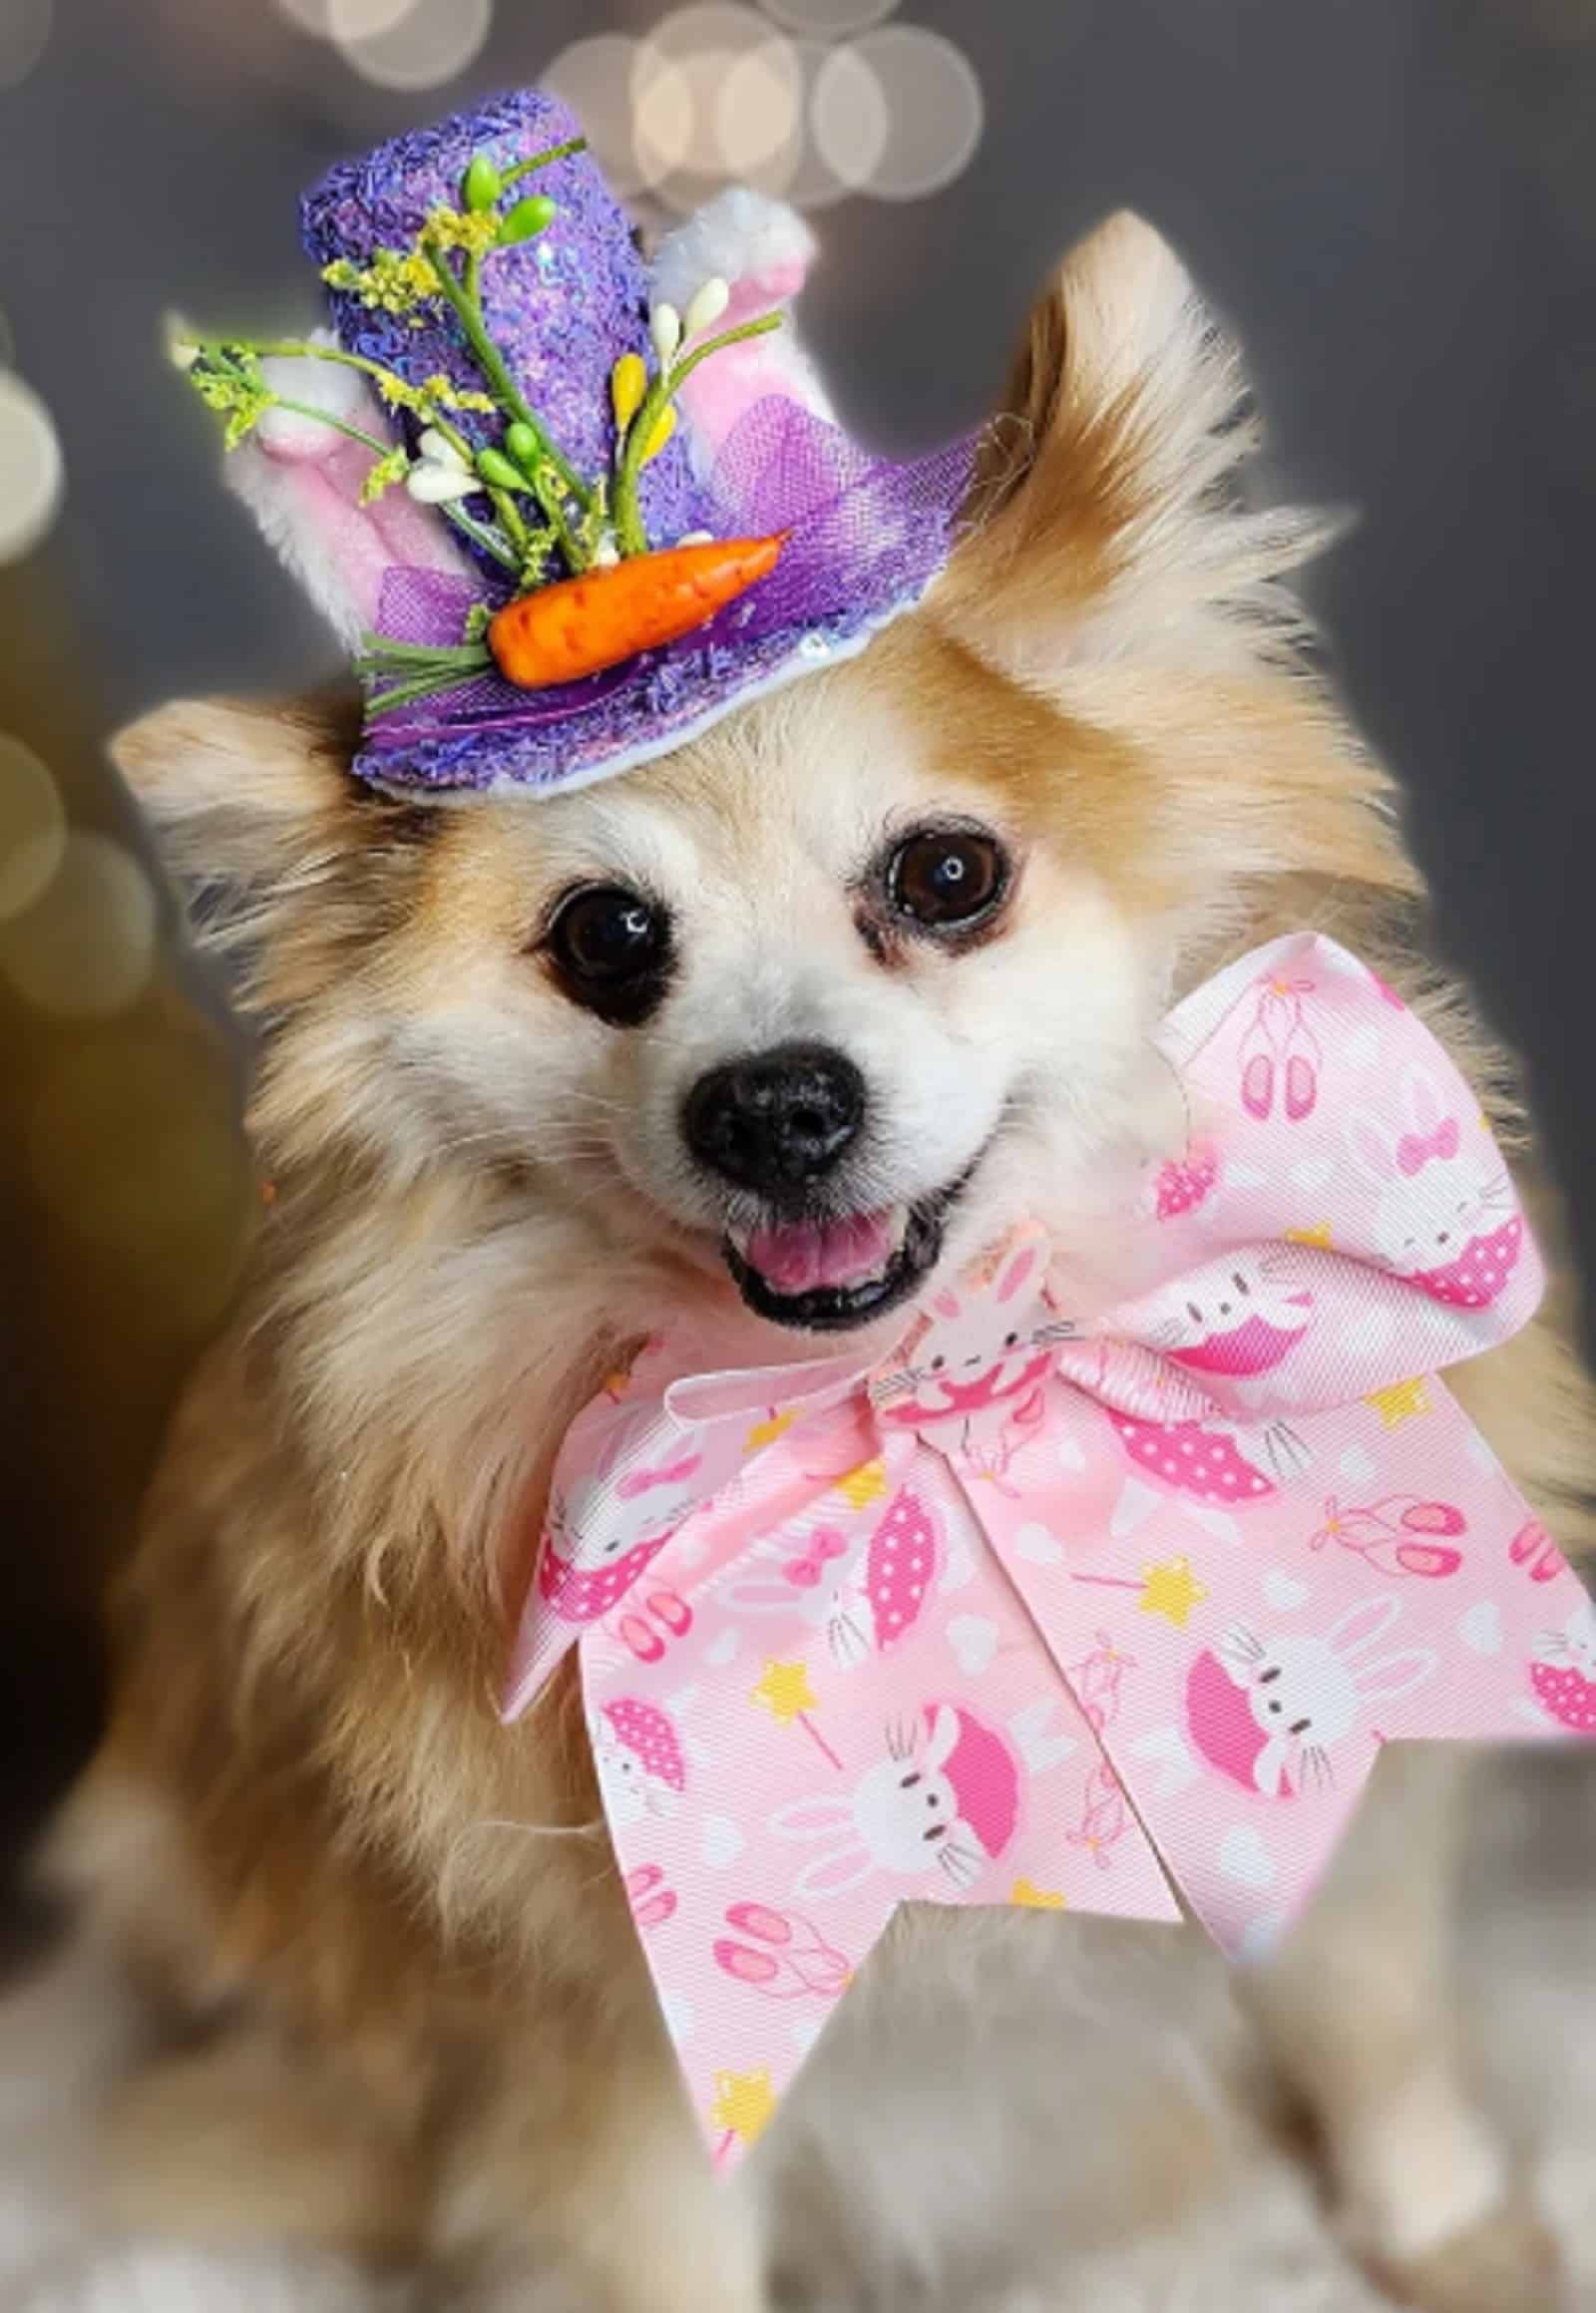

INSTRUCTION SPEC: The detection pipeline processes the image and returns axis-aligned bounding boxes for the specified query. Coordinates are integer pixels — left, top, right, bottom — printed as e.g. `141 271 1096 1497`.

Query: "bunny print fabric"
502 935 1596 2167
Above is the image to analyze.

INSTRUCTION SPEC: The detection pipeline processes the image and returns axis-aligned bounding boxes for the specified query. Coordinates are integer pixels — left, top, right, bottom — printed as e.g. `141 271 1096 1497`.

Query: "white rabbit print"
538 1412 707 1623
722 1488 942 1670
1185 1596 1436 1799
1140 1248 1314 1379
872 1243 1073 1429
771 1703 1021 1899
1344 1066 1523 1310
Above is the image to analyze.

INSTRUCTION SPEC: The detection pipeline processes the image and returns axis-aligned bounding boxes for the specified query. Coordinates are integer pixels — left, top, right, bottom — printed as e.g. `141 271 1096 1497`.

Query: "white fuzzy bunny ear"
650 189 833 472
220 336 472 651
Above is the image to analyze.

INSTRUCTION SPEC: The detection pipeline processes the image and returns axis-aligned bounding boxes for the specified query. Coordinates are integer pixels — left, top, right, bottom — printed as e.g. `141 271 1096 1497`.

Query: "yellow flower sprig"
607 278 783 558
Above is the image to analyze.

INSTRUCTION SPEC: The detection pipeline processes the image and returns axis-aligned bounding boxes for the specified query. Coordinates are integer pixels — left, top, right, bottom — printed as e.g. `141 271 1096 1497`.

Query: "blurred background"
1 0 1594 1909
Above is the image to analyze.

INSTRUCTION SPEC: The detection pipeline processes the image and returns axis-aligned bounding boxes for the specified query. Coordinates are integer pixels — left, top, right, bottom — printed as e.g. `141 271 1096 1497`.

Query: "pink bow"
502 935 1594 2169
1397 1115 1461 1175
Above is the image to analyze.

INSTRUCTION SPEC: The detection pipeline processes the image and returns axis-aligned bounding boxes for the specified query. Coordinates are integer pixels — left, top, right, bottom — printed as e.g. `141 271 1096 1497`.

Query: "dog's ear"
111 689 365 892
935 211 1333 690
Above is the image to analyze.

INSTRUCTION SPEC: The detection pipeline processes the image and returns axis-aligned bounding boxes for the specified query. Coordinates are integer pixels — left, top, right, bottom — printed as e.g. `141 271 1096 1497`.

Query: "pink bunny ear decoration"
223 340 471 650
507 931 1594 2170
649 190 832 471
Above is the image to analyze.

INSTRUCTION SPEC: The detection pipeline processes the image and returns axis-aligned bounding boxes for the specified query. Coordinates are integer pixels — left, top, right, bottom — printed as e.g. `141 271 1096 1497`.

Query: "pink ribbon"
1397 1115 1462 1175
501 935 1595 2168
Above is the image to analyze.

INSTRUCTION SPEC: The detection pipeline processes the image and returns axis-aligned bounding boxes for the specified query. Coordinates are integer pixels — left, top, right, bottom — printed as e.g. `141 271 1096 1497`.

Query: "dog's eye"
886 828 1007 931
545 885 672 1023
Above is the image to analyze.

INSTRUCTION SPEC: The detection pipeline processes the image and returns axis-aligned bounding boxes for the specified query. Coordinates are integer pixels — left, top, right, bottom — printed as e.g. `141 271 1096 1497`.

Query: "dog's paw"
1369 2192 1564 2313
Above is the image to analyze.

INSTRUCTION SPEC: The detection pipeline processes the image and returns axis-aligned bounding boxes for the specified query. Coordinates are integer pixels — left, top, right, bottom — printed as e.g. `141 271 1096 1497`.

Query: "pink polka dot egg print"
1529 1603 1596 1735
865 1488 940 1652
1108 1408 1276 1506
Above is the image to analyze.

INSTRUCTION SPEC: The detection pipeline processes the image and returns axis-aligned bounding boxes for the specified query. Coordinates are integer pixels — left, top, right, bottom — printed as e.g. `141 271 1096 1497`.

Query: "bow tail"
971 1377 1595 1966
578 1433 1179 2169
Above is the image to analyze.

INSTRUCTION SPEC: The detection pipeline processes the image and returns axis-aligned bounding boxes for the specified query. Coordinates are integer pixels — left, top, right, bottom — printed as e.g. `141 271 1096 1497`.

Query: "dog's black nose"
683 1042 865 1194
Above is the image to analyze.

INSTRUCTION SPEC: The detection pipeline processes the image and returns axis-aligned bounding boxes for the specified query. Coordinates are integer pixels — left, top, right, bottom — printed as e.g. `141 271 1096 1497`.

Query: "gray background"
1 0 1593 1861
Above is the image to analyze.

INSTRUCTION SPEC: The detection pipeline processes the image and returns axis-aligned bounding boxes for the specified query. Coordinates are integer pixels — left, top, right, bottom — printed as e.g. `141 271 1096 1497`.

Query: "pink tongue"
743 1211 897 1295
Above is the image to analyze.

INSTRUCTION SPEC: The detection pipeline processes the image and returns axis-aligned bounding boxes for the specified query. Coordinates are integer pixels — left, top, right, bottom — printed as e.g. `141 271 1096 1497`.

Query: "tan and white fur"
36 197 1596 2312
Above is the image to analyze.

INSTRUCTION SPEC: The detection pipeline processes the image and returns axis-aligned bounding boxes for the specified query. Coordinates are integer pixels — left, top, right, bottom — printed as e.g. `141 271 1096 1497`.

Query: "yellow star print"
834 1457 888 1511
710 2068 776 2146
1139 1555 1207 1627
752 1660 819 1725
1366 1376 1430 1428
1010 1878 1068 1910
744 1407 798 1452
1285 1223 1334 1251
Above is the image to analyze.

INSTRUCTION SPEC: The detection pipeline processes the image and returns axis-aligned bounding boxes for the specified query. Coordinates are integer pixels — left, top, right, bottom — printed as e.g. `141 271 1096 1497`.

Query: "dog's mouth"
721 1173 971 1334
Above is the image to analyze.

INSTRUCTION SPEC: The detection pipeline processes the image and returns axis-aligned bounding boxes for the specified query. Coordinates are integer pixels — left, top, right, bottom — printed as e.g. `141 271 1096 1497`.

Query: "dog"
42 207 1596 2312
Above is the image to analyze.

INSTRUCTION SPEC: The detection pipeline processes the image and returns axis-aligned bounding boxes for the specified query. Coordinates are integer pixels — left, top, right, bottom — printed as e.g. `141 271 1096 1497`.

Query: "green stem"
610 311 785 557
205 336 407 396
360 637 495 665
198 337 477 449
501 135 588 190
439 501 518 572
362 658 491 715
267 396 392 457
491 486 531 553
421 236 592 511
670 309 783 394
529 463 584 572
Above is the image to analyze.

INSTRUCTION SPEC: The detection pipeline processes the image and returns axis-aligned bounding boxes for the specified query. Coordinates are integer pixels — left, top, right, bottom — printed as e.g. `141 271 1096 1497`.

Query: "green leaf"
499 194 557 245
462 152 503 212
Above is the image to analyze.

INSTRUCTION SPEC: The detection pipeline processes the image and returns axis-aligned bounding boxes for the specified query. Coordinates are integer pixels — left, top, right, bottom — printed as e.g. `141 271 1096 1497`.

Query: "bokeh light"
632 6 804 205
0 0 52 91
540 9 982 215
28 1038 250 1328
810 39 890 195
327 0 417 37
271 0 332 32
820 25 984 200
541 33 649 198
332 0 493 90
0 736 67 923
0 832 157 1019
718 37 804 182
0 370 65 565
759 0 898 35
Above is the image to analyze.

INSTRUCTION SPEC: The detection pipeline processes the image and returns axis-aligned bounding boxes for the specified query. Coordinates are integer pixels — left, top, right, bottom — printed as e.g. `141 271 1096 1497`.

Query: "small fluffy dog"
50 205 1596 2311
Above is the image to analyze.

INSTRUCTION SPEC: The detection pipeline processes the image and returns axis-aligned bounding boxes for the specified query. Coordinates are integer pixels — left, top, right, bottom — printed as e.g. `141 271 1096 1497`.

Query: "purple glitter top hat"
180 88 977 799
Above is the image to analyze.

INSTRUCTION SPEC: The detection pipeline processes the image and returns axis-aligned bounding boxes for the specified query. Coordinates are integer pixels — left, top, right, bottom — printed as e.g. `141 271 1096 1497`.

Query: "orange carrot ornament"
355 534 788 709
487 535 786 688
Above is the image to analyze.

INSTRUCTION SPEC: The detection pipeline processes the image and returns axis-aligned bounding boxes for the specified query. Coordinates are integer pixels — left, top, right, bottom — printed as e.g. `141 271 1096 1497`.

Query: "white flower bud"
163 312 200 371
684 277 730 339
416 427 469 471
407 461 478 504
650 302 682 364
